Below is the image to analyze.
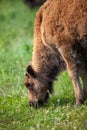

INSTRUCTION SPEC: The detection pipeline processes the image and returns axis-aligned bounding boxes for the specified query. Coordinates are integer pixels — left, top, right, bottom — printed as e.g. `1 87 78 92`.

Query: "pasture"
0 0 87 129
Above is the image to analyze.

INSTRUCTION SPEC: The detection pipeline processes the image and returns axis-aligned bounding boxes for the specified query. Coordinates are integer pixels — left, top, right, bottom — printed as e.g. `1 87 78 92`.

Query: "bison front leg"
59 45 84 106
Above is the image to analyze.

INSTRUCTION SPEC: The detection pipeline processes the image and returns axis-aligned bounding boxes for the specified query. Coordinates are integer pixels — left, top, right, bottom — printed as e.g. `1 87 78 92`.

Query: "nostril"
29 102 35 107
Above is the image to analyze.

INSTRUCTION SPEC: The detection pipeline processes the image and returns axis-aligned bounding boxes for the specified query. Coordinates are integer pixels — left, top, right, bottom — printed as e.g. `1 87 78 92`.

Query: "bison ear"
26 65 36 78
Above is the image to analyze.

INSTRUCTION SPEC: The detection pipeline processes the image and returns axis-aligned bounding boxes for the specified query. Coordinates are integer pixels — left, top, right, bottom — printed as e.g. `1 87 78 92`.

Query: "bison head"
24 64 52 108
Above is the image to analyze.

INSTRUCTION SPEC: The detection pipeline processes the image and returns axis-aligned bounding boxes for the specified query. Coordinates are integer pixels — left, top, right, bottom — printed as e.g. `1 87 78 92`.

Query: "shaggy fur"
24 0 87 107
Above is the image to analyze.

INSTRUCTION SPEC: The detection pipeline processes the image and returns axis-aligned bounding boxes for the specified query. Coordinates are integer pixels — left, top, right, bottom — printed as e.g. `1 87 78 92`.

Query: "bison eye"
25 73 29 78
25 82 30 88
25 83 34 91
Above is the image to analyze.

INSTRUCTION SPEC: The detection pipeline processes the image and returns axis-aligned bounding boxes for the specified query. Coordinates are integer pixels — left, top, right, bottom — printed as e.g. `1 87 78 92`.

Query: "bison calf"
24 0 87 108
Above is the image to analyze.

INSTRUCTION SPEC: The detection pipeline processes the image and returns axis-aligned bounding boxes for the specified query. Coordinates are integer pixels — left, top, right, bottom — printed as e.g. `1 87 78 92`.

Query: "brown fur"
24 0 87 107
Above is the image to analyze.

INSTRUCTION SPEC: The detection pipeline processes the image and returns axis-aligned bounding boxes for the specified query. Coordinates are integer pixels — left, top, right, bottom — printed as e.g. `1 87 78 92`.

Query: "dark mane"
24 0 46 8
36 47 66 94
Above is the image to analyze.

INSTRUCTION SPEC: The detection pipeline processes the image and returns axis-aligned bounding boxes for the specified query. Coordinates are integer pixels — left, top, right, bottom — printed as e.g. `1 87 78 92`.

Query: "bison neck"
32 43 66 82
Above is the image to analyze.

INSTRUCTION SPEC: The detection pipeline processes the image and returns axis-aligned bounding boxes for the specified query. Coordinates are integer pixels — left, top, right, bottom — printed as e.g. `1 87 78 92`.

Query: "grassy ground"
0 0 87 130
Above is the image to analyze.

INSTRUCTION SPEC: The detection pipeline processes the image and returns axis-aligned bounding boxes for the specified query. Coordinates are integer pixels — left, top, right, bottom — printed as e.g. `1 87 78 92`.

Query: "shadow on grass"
48 96 75 107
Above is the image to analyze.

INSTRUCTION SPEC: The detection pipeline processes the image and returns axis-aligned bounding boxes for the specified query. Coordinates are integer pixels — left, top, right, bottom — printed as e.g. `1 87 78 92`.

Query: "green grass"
0 0 87 130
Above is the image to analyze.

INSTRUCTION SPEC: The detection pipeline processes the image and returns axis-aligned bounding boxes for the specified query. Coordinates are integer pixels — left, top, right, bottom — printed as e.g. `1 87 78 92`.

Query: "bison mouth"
29 92 49 108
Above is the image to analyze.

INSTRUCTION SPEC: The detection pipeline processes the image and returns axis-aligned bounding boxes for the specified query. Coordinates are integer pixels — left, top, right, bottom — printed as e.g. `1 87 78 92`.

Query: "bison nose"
29 100 44 108
29 101 37 108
